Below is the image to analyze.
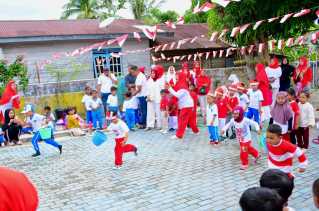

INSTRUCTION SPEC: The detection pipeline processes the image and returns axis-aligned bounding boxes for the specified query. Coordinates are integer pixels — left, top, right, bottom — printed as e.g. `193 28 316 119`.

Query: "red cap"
215 87 224 96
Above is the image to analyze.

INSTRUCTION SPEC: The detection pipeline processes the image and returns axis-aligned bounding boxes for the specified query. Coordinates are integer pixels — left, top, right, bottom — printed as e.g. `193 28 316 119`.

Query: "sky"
0 0 191 20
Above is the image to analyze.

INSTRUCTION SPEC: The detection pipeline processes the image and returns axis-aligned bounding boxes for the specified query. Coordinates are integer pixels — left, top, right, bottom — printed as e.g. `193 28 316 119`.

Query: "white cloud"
0 0 191 20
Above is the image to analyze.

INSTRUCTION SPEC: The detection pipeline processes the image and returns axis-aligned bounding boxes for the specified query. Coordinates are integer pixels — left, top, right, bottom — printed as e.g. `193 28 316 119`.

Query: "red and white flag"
219 50 224 58
70 49 81 57
240 24 251 34
155 45 162 52
161 53 166 59
152 56 157 62
258 43 265 53
170 42 176 50
286 38 294 47
230 26 240 37
211 0 231 8
193 1 200 14
297 36 305 45
219 29 229 39
206 52 210 60
293 9 311 18
280 13 293 23
142 25 157 41
116 34 128 47
180 55 186 60
133 32 141 42
177 16 184 25
188 54 192 61
278 40 284 50
162 44 168 51
165 21 176 29
268 17 279 23
199 2 215 12
226 48 232 57
268 40 276 52
248 45 254 54
210 32 219 42
194 53 198 61
253 20 264 30
190 36 198 43
240 47 246 55
198 53 203 58
107 38 117 46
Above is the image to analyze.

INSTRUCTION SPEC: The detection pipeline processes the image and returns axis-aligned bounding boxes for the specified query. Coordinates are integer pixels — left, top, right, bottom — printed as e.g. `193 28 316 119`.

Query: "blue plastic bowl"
92 130 108 146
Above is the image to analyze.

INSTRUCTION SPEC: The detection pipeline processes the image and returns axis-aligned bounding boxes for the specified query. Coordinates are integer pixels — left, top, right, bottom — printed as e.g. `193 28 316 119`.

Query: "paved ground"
0 127 318 211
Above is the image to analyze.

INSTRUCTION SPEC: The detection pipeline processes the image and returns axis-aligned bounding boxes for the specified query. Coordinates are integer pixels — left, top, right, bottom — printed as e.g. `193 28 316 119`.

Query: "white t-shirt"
206 104 218 126
97 73 117 93
107 95 118 107
123 97 138 111
248 89 264 110
135 72 147 97
89 98 103 110
239 93 250 110
81 94 92 111
27 113 45 132
146 78 161 103
107 119 129 138
265 66 282 89
168 88 194 109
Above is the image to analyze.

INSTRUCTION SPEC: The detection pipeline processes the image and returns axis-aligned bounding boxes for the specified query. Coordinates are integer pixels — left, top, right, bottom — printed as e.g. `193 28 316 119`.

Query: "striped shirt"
267 139 307 175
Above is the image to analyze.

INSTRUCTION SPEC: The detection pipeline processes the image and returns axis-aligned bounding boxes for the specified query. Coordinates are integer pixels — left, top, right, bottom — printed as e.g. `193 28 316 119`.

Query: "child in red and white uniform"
266 124 307 178
287 88 300 145
159 89 169 134
168 95 178 131
222 106 260 170
228 84 239 111
215 87 230 135
237 83 249 111
106 113 138 169
168 73 199 139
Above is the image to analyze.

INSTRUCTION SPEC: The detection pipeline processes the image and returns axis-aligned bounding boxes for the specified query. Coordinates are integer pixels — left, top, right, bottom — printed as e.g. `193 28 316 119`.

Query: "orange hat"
249 80 259 86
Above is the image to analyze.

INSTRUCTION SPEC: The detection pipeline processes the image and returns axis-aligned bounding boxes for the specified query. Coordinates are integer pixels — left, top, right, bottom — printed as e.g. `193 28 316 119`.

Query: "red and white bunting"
155 45 162 52
297 36 305 45
190 36 198 43
226 48 232 57
180 55 186 60
194 53 198 61
210 32 219 42
162 44 168 51
111 52 122 58
240 24 251 34
70 49 81 57
167 57 172 61
188 54 192 61
116 34 128 47
52 52 63 59
240 47 246 55
218 29 229 39
165 21 176 29
199 2 215 12
152 56 157 62
278 40 284 50
293 9 311 18
177 16 184 25
133 32 141 42
219 50 224 58
107 38 117 46
177 40 183 49
268 40 276 52
213 51 217 58
173 57 177 63
193 1 200 14
230 26 240 37
161 53 166 59
170 42 176 50
211 0 231 8
248 45 254 54
258 43 265 53
286 38 294 47
205 52 210 60
268 17 279 23
280 13 293 23
142 25 157 41
198 53 203 58
253 20 264 30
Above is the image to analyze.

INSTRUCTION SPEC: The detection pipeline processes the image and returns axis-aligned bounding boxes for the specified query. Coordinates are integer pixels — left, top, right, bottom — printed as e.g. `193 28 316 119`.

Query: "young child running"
297 92 315 150
106 113 138 170
266 124 307 178
222 106 260 170
206 92 219 145
287 88 300 145
270 92 293 141
246 80 263 124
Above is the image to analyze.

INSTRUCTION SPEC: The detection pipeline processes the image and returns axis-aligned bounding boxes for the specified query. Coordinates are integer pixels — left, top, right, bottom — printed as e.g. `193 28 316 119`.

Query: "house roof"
155 23 229 50
0 19 145 38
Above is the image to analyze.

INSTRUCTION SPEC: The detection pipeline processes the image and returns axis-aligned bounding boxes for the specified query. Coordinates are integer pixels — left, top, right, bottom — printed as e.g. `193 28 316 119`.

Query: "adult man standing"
125 65 137 88
97 68 118 113
132 65 148 129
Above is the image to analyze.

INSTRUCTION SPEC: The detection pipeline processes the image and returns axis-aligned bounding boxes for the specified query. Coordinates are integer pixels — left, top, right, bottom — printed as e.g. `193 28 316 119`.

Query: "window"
92 48 122 78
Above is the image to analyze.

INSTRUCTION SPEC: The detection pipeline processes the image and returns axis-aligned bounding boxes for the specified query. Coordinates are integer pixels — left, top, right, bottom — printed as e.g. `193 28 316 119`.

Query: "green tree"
0 56 28 96
184 0 209 23
128 0 165 20
61 0 100 19
98 0 127 19
143 8 179 25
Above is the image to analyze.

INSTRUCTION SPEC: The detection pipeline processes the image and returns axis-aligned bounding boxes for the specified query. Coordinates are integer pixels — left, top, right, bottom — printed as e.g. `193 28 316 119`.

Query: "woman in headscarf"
293 56 313 96
168 72 199 139
165 66 176 86
270 91 293 141
153 65 165 91
145 68 161 131
265 57 282 106
280 57 294 91
196 68 212 122
0 80 20 124
228 74 240 85
2 109 23 145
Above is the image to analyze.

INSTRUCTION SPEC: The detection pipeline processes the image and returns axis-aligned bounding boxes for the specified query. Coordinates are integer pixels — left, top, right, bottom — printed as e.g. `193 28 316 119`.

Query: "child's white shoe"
162 130 168 134
112 165 122 170
170 135 178 140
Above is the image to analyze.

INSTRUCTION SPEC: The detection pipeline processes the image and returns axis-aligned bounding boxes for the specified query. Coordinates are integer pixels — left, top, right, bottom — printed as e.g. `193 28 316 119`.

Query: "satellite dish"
99 17 116 28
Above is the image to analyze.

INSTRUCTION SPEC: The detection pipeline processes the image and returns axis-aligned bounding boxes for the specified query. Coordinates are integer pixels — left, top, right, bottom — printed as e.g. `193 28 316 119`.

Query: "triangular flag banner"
180 55 186 60
213 51 217 58
240 24 251 34
142 25 157 41
230 26 240 37
268 40 275 52
253 20 264 30
311 33 318 44
199 2 215 12
107 38 117 46
193 1 200 14
211 0 231 8
210 32 219 41
152 56 157 62
116 34 128 47
162 44 168 51
161 53 166 59
98 41 107 51
52 52 62 59
170 42 176 50
194 53 198 61
258 43 265 53
177 16 184 25
286 38 294 47
198 53 203 58
173 57 177 63
167 57 172 61
240 47 246 55
190 36 198 43
226 48 232 57
293 9 311 18
297 36 305 45
268 17 279 23
188 54 192 61
165 21 176 29
219 29 229 39
177 40 183 49
155 45 162 52
133 32 141 42
206 52 210 60
278 40 284 50
280 13 293 23
248 45 254 54
219 50 224 58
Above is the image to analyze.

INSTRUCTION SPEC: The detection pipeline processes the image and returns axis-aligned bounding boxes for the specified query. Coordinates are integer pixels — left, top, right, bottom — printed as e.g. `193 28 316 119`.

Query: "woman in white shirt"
265 57 282 106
